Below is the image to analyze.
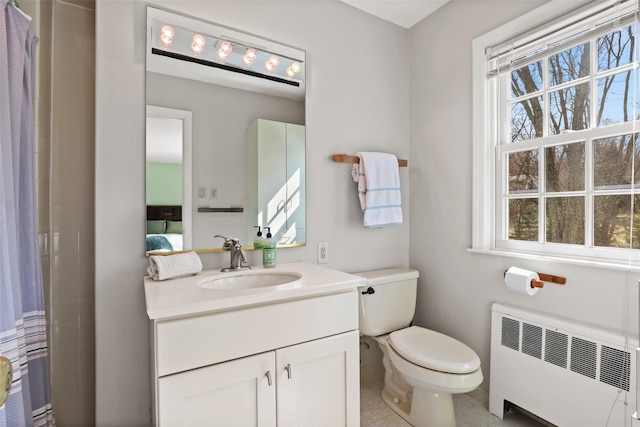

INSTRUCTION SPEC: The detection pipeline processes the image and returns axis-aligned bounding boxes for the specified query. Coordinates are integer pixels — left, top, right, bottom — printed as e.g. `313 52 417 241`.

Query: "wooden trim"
332 154 408 167
537 273 566 285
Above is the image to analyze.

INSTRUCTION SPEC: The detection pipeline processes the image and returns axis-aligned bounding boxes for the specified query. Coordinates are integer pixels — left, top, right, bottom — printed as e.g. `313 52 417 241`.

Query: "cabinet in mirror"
247 119 306 246
145 7 306 254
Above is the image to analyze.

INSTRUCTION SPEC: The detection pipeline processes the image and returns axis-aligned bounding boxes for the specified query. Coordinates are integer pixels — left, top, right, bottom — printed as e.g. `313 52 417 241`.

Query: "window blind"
487 0 638 76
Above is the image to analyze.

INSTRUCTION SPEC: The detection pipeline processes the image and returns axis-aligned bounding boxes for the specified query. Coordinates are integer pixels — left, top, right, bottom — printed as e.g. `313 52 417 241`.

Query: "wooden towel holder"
503 270 567 289
332 154 408 167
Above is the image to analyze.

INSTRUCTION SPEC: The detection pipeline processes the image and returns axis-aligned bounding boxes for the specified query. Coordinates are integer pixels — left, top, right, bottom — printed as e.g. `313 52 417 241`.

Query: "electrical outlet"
318 242 328 264
209 186 218 199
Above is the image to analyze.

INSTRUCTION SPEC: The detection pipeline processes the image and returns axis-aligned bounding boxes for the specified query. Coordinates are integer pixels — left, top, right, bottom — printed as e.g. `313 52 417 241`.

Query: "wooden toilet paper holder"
503 270 567 289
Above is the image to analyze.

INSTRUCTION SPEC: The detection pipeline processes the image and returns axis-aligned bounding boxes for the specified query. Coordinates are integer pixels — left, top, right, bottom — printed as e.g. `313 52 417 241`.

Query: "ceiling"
60 0 445 28
146 116 183 164
339 0 450 28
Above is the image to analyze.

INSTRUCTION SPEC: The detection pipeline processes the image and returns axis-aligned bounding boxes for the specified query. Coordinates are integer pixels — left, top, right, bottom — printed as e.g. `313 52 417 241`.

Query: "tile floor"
361 378 549 427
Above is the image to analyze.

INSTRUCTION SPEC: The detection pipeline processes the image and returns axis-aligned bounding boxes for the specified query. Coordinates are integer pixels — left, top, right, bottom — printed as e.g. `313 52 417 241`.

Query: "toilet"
356 267 483 427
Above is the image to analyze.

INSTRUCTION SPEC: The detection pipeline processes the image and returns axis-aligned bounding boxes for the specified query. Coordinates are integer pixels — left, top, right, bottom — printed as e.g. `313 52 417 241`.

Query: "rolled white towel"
147 251 202 281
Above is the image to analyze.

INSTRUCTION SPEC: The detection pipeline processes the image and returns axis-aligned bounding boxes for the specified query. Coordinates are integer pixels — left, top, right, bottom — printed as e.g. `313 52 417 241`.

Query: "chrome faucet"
215 235 250 271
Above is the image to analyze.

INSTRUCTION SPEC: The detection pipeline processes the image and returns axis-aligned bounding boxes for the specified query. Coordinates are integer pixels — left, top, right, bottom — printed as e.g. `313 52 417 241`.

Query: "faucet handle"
214 234 232 248
232 239 244 252
215 235 241 248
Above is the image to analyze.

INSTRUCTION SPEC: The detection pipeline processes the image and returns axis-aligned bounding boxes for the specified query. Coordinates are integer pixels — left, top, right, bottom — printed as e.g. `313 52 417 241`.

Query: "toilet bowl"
356 268 483 427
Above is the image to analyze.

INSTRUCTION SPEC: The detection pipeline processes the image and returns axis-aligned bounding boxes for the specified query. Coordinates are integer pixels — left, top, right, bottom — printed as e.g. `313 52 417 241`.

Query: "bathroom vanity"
143 262 362 426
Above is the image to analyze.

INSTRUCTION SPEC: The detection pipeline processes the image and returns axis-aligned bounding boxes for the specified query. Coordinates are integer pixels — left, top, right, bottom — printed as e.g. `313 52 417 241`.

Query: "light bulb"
218 41 233 59
265 55 280 71
160 25 174 46
243 48 257 66
191 34 205 54
286 62 301 78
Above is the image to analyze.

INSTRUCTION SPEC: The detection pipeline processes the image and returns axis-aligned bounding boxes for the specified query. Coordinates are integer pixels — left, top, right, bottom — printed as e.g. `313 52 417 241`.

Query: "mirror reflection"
145 7 306 254
145 105 192 252
248 119 306 246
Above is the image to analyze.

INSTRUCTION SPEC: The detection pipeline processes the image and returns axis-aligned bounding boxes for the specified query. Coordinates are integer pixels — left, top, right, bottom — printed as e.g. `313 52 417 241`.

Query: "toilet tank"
354 267 420 337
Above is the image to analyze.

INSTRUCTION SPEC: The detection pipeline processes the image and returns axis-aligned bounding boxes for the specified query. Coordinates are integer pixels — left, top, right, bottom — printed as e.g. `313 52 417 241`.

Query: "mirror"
145 7 306 254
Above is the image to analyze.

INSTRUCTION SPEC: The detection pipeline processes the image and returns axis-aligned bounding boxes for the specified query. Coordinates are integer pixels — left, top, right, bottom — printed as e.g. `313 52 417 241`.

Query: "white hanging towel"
351 152 403 228
147 251 203 281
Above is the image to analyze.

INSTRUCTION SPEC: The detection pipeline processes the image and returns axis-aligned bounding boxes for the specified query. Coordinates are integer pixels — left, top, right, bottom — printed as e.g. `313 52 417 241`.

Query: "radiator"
490 303 637 426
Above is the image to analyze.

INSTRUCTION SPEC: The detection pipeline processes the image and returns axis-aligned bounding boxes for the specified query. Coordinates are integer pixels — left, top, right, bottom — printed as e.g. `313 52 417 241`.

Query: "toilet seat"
386 343 484 395
389 326 480 374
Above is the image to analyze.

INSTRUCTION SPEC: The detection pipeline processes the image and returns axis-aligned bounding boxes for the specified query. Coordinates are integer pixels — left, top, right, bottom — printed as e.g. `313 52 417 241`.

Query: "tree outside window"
504 23 640 249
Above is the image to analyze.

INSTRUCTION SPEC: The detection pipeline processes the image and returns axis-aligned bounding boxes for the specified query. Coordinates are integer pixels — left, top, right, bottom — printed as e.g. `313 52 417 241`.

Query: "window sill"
467 247 640 273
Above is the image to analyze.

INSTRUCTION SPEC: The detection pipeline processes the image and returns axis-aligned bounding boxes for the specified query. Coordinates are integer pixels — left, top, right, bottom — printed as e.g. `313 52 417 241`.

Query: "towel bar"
197 207 244 213
332 154 408 167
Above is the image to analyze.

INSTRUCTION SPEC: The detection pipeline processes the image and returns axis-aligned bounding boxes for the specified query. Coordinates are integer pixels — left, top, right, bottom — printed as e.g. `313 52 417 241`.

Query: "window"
473 0 640 266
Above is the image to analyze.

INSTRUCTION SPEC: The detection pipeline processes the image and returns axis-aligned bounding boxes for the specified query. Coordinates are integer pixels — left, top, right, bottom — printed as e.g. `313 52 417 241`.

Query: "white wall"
409 0 640 398
96 1 410 424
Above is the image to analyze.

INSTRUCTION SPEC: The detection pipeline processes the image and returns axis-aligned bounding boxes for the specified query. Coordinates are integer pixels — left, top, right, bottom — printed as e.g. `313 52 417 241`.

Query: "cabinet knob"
265 370 273 386
285 363 292 379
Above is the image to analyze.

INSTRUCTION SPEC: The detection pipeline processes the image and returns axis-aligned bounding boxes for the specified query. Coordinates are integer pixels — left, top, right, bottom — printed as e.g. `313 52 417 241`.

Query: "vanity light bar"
150 19 304 88
151 48 301 87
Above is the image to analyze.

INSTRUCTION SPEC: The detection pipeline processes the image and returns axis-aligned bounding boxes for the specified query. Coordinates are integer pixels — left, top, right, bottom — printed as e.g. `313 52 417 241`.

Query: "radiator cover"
490 303 637 426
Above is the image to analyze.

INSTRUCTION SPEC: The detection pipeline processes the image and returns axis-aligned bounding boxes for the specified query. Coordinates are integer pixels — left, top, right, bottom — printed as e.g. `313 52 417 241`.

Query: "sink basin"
200 272 301 290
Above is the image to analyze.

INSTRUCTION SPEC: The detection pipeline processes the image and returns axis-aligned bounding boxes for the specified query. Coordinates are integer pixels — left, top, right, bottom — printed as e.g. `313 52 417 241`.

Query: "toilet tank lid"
354 267 419 286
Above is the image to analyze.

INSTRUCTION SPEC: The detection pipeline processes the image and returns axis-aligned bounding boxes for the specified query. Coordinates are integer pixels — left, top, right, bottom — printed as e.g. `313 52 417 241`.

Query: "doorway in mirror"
146 106 192 253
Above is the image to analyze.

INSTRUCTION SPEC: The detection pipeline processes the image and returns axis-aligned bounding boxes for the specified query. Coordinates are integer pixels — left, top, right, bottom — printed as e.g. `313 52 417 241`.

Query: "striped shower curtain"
0 1 55 426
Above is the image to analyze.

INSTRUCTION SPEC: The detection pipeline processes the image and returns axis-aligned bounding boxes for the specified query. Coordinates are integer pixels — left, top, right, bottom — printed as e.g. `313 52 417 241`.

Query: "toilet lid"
389 326 480 374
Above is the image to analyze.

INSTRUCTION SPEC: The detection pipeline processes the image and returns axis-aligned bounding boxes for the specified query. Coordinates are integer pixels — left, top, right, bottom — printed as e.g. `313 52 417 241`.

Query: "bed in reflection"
146 205 183 252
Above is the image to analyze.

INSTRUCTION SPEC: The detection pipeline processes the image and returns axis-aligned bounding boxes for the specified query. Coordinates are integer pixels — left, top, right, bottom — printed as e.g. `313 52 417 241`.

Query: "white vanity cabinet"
148 287 360 427
157 331 358 427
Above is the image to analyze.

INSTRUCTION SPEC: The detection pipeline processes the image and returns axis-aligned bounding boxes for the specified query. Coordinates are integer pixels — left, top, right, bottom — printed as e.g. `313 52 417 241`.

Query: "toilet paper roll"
504 267 540 296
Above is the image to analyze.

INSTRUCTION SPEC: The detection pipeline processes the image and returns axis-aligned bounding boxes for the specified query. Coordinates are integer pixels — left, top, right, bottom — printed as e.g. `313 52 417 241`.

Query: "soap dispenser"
253 226 265 249
262 227 276 268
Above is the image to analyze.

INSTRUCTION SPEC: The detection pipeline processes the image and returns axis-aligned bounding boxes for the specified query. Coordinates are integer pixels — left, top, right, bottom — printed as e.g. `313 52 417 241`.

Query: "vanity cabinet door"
157 351 276 427
276 330 360 427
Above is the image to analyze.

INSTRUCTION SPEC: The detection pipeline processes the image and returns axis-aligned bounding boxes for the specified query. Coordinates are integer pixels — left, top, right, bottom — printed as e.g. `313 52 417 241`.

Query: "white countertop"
144 262 364 320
